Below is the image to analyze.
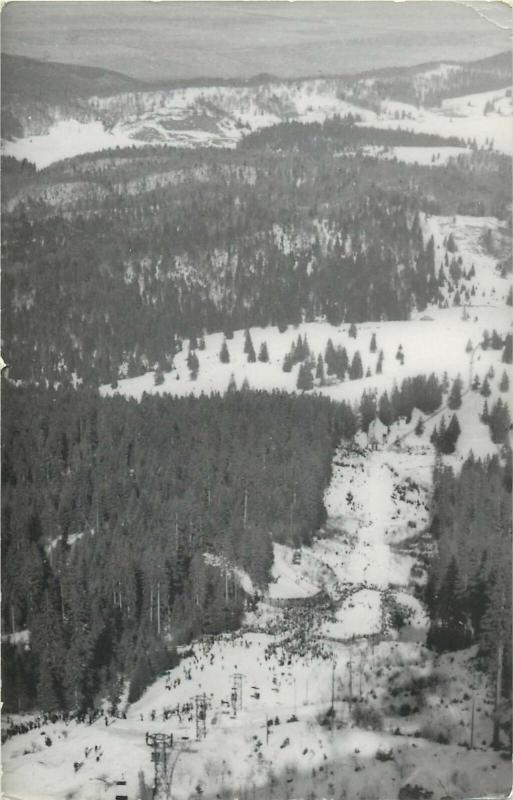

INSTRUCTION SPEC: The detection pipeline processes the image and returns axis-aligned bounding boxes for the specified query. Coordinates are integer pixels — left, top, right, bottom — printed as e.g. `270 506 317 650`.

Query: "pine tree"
258 342 269 363
282 352 294 372
198 335 206 351
415 416 425 436
348 323 357 339
488 399 511 444
334 346 349 380
359 391 377 433
499 371 510 392
227 374 237 393
219 339 230 364
506 286 513 307
446 233 458 253
448 376 463 410
481 399 490 424
325 339 336 375
349 351 363 380
315 354 325 385
502 334 512 365
245 332 256 363
465 339 473 354
378 391 393 427
154 365 164 386
296 363 313 392
445 414 461 453
369 333 377 353
187 350 199 379
471 375 481 392
480 377 491 397
482 330 490 350
376 350 384 375
491 330 503 350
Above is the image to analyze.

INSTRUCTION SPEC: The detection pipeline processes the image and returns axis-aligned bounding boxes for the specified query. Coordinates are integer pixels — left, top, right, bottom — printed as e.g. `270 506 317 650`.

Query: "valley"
1 28 512 800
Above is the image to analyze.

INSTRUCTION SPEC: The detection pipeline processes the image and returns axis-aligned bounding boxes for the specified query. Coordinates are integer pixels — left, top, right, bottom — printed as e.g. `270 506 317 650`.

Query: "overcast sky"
2 1 511 81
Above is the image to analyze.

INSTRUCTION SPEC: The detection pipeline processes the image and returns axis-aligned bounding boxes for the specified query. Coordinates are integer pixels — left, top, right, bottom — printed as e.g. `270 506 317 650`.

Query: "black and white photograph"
1 2 512 799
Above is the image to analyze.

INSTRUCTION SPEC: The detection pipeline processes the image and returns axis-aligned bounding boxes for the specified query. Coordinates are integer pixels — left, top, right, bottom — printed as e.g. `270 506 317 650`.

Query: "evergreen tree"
296 363 313 392
482 330 491 350
480 377 491 397
154 365 164 386
471 374 481 392
245 332 256 363
445 414 461 453
446 233 458 253
415 415 425 436
227 374 237 393
219 339 230 364
315 354 325 385
378 391 394 427
282 352 294 373
488 399 511 444
502 334 512 365
369 333 377 353
348 323 357 339
188 352 199 379
258 342 269 363
448 376 463 410
376 350 384 375
325 339 336 375
465 339 473 354
349 351 363 380
491 330 503 350
499 371 510 392
481 399 490 424
359 391 377 433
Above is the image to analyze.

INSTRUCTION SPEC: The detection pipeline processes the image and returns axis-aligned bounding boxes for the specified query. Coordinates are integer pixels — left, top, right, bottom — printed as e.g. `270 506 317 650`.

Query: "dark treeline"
240 116 465 150
359 373 444 432
1 385 357 714
425 451 512 745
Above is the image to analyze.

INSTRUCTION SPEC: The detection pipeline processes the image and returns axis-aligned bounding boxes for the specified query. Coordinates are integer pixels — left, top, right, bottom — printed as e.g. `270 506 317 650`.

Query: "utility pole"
231 673 244 716
243 488 248 529
193 693 207 741
157 581 161 636
469 693 475 750
331 659 336 733
347 653 353 715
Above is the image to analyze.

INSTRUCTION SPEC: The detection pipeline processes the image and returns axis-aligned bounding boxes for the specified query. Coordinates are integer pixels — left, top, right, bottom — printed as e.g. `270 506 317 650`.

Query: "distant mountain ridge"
1 49 511 160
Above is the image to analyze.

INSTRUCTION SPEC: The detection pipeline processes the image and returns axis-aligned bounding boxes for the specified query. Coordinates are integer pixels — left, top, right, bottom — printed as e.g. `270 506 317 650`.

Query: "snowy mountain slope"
3 69 512 167
99 210 511 416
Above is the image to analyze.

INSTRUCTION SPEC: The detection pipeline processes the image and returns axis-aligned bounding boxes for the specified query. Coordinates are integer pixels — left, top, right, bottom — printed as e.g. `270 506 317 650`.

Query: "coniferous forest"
2 384 356 713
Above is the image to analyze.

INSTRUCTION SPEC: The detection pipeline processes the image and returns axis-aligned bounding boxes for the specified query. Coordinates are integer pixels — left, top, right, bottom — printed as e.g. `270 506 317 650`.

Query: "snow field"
3 634 509 800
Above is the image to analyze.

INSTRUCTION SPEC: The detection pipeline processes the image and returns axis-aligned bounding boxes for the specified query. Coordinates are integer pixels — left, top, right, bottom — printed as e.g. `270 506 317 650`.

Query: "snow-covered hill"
3 78 511 168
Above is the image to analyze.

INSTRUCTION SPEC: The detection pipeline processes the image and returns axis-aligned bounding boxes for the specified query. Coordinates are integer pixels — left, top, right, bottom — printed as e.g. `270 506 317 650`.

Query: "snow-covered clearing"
101 211 511 413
